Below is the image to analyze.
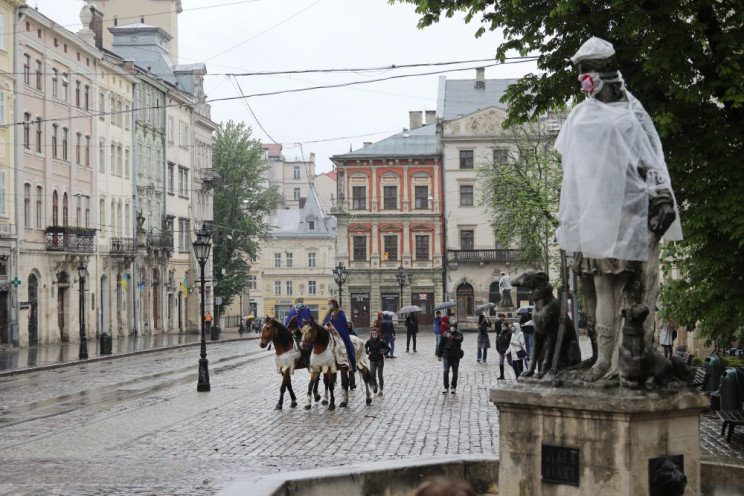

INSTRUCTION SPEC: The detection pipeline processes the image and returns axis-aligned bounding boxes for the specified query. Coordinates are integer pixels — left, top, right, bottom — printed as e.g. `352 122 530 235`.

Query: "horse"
259 316 322 410
300 318 373 410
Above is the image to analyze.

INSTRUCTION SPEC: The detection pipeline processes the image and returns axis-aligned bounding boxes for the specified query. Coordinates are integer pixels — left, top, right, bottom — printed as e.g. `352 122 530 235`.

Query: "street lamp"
396 264 413 311
331 262 349 307
78 262 88 359
193 223 212 392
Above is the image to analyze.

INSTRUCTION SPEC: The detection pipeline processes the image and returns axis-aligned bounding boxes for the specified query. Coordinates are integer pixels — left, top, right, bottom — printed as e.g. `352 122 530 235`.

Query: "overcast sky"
34 0 537 173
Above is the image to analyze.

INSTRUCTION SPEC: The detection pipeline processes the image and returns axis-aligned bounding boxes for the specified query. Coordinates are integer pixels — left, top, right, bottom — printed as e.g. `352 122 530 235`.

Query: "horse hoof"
366 398 372 405
339 402 347 408
328 404 335 411
274 404 282 410
304 405 311 410
290 402 298 408
314 394 321 402
321 400 328 406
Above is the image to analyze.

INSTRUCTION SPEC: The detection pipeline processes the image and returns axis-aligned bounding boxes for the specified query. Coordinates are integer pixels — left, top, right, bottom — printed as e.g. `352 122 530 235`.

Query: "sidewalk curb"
0 334 262 378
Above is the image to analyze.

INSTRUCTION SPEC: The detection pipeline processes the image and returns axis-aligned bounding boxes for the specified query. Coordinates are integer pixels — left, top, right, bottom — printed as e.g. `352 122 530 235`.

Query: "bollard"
100 331 113 355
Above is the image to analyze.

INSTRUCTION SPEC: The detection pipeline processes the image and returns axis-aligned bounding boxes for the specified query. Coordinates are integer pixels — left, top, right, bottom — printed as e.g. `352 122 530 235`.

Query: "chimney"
89 5 104 49
475 67 485 90
409 110 423 130
425 110 436 125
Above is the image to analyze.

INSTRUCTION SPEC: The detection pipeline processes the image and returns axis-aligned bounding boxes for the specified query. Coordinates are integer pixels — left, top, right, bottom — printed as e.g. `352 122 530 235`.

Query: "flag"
181 278 188 298
121 274 128 292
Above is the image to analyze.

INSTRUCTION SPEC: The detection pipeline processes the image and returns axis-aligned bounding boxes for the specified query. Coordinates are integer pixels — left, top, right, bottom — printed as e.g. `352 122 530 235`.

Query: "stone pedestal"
490 384 707 495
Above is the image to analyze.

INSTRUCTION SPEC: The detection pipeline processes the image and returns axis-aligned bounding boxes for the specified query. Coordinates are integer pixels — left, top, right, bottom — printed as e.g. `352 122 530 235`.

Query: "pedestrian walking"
495 313 507 335
659 318 675 359
496 323 512 380
204 311 213 331
476 313 491 363
436 322 463 394
405 312 419 352
506 323 526 379
433 310 443 355
520 312 535 369
380 312 397 358
365 328 390 395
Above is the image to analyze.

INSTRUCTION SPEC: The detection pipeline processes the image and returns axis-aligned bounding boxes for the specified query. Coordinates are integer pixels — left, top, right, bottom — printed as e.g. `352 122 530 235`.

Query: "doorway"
57 272 69 341
100 274 109 334
456 282 474 322
350 292 370 328
152 268 160 330
381 293 398 313
411 292 434 325
28 274 38 345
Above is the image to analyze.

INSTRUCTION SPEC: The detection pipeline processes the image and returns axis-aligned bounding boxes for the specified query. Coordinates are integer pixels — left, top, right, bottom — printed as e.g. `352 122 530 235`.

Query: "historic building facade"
331 115 445 328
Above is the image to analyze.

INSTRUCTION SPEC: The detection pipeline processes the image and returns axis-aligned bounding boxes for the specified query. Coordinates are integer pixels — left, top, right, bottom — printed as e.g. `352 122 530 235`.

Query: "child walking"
365 328 391 395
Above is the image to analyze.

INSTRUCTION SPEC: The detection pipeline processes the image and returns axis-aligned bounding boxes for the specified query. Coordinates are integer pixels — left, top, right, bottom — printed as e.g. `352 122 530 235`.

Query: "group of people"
472 312 534 380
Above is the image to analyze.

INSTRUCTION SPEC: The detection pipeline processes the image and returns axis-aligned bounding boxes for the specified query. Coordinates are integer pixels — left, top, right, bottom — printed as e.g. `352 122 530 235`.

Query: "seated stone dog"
511 270 581 378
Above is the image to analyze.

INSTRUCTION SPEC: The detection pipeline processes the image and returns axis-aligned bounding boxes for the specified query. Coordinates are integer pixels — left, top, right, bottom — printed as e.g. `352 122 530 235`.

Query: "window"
125 148 130 178
168 163 175 193
111 145 116 174
23 54 30 84
0 170 5 216
414 185 428 209
23 184 30 227
23 113 30 149
116 101 122 126
84 85 89 110
293 166 300 179
110 97 116 125
99 199 105 235
493 149 508 166
0 90 5 125
35 186 42 228
124 105 130 129
35 60 42 90
0 13 5 50
274 253 281 268
62 193 68 226
75 133 81 164
51 191 59 226
75 195 81 226
179 121 188 147
383 235 398 261
178 218 190 251
52 69 58 97
293 187 300 201
52 125 58 158
460 185 474 206
308 220 315 230
459 150 474 169
286 252 293 268
461 229 474 250
98 93 104 120
178 167 189 196
98 139 104 171
62 128 68 161
35 118 42 153
353 236 367 261
75 81 81 107
248 275 256 290
61 73 68 101
415 235 429 260
85 136 91 166
168 117 174 143
286 281 293 296
383 186 397 209
308 252 316 268
274 281 281 296
308 280 317 295
352 186 366 210
116 145 122 176
84 196 90 227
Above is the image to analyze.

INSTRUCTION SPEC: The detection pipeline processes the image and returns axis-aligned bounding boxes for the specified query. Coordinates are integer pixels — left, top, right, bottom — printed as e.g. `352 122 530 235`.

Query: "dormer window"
308 220 315 231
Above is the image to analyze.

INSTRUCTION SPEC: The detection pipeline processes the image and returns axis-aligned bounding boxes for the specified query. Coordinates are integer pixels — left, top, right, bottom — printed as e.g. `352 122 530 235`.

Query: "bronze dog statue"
511 270 581 378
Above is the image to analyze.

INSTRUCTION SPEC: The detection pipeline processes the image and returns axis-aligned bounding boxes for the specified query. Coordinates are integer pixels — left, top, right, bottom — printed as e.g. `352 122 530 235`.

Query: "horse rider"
322 298 357 374
286 297 313 362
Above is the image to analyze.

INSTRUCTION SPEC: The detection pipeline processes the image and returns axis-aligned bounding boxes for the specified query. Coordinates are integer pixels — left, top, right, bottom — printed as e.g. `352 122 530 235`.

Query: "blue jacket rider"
322 298 357 373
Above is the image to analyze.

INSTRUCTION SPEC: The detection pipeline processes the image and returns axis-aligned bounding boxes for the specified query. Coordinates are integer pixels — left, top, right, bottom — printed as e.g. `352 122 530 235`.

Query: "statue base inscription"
490 384 707 495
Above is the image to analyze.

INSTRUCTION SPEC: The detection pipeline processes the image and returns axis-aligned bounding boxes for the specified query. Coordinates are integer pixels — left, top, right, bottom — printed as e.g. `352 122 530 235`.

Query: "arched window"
489 281 501 307
62 192 69 226
456 282 474 320
52 190 59 226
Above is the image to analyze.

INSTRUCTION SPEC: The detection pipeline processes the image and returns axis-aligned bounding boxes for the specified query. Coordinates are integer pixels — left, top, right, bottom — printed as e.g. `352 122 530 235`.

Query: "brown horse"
300 318 373 410
260 316 321 410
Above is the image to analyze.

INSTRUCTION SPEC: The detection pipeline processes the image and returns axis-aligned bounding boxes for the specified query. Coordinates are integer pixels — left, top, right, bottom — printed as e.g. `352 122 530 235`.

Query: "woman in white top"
506 323 526 379
659 321 674 359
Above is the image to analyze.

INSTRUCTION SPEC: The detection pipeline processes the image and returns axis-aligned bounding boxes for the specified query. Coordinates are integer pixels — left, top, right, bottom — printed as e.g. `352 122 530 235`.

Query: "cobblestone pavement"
0 332 741 495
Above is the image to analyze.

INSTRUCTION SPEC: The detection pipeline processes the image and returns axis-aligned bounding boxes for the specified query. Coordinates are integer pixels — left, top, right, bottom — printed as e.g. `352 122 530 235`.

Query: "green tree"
477 121 562 277
211 121 281 308
393 0 744 341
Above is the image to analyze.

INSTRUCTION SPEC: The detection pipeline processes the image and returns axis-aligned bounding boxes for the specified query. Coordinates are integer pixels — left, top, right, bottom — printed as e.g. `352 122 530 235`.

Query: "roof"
262 144 283 158
269 187 336 239
317 170 337 181
437 76 519 120
333 124 437 160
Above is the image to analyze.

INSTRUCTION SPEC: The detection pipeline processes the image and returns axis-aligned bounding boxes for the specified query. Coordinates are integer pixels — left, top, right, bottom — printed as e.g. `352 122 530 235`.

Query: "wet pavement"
0 332 741 495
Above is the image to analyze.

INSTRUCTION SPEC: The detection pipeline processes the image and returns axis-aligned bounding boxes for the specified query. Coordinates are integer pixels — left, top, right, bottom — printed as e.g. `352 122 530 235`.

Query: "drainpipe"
131 80 139 336
11 5 22 346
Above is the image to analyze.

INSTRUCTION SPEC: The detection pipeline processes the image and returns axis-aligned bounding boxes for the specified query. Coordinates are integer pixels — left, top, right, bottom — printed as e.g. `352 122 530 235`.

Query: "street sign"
11 277 21 287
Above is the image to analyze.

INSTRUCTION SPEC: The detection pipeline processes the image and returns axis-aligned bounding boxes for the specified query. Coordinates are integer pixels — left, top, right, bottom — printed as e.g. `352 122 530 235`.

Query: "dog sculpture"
511 270 581 378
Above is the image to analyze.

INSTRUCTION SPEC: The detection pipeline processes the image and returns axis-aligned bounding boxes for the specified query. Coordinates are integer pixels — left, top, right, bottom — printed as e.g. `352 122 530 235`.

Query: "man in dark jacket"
380 313 396 358
436 325 463 394
496 324 512 380
365 329 391 395
405 312 419 352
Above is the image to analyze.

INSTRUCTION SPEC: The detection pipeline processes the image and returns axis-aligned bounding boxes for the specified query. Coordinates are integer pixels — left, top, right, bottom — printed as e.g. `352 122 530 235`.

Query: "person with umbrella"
433 310 443 355
380 312 396 358
476 313 491 363
405 311 419 352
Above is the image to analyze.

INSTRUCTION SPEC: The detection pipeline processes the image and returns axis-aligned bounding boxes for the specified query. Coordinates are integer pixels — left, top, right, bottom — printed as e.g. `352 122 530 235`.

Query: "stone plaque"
541 444 580 486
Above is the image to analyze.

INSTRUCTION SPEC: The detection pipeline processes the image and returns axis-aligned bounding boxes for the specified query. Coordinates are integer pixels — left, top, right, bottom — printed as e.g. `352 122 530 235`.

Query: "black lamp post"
78 262 88 359
193 224 212 392
331 262 349 307
396 264 413 311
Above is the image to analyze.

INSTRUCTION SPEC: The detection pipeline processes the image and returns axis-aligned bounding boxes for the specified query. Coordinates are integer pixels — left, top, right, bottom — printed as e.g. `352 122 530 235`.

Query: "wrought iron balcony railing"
46 226 96 253
447 249 526 263
110 237 136 255
147 232 173 250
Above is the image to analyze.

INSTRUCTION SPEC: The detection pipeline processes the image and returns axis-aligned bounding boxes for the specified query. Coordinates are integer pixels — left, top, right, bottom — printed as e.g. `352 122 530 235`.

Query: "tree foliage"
211 121 282 308
394 0 744 342
476 121 562 277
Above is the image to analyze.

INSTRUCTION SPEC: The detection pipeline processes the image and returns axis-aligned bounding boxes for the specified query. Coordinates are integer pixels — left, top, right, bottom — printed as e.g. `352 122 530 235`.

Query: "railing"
447 249 526 263
147 232 173 250
45 226 96 253
200 168 221 189
110 237 136 254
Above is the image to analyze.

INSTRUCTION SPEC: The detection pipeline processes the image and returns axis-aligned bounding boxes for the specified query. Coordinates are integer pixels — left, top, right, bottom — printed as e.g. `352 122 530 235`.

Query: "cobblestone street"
0 332 741 495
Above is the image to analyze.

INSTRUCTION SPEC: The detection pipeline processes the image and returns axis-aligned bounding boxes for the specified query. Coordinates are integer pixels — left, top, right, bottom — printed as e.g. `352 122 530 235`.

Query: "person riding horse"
286 297 313 364
322 298 357 373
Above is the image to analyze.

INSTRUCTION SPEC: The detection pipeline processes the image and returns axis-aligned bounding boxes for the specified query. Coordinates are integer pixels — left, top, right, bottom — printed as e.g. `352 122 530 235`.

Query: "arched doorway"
152 268 160 330
456 282 474 322
28 274 38 345
100 274 109 335
489 281 501 315
57 271 69 341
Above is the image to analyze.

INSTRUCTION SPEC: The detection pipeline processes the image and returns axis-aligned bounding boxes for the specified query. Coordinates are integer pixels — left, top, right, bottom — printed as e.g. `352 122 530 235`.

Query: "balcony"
147 231 173 251
200 168 221 189
447 249 526 263
46 226 96 253
110 237 136 255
